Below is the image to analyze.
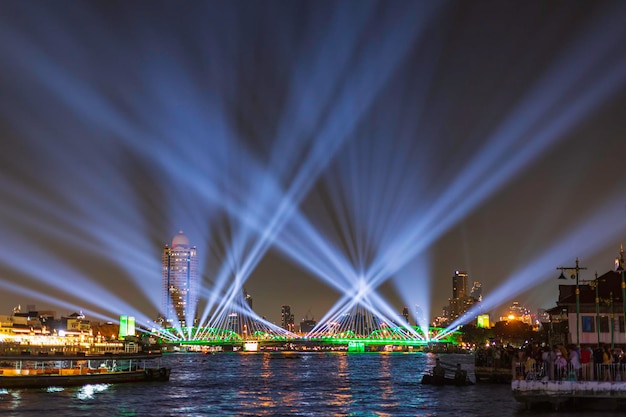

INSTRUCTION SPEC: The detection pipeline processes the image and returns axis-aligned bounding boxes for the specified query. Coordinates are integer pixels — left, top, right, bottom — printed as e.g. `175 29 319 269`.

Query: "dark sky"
0 1 626 326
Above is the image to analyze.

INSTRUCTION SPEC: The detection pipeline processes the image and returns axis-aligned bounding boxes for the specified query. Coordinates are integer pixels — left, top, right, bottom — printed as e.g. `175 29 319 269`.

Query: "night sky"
1 1 626 327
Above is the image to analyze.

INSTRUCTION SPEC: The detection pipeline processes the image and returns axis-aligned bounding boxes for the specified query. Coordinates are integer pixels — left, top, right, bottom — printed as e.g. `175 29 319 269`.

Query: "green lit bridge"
154 326 460 352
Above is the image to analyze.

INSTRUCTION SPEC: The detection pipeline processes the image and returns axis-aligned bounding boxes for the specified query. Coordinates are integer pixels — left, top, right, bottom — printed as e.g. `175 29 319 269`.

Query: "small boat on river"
422 359 474 386
0 352 170 389
421 373 474 386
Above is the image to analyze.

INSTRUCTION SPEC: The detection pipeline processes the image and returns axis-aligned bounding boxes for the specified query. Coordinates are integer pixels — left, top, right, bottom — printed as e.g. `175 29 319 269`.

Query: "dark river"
0 352 606 416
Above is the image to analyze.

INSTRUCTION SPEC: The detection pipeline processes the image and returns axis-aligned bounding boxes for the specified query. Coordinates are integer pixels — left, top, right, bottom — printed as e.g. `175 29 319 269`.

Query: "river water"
0 352 607 416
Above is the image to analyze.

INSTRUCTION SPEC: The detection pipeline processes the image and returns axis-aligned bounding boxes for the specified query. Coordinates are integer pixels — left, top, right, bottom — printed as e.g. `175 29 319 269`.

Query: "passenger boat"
0 352 170 389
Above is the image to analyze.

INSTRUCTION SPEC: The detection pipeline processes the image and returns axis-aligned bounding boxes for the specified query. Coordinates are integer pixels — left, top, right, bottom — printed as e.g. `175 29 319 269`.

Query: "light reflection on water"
76 383 109 400
0 352 599 416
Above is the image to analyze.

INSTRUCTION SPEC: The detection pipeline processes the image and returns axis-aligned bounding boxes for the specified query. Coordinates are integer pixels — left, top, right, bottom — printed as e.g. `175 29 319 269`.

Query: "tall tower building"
281 305 295 332
402 307 410 323
452 271 468 299
162 230 198 327
244 289 253 310
449 270 478 321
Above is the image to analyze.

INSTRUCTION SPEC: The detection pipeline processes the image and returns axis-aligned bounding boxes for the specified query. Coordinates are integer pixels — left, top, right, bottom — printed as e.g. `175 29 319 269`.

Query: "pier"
512 363 626 410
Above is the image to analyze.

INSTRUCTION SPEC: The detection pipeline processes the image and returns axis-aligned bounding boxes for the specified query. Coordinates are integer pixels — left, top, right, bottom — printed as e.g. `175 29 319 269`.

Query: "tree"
460 324 494 346
492 320 536 346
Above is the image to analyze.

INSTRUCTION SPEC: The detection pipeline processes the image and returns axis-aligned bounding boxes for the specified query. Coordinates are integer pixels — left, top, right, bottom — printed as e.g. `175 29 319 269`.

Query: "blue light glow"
0 2 624 339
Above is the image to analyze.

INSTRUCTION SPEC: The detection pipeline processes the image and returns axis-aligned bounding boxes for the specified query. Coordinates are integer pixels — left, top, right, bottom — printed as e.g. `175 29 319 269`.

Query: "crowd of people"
477 343 626 381
475 344 518 369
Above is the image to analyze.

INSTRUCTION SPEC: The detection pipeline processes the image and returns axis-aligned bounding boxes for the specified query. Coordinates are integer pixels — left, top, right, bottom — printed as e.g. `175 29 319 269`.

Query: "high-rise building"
300 310 316 333
452 271 468 299
402 307 409 323
300 319 316 333
470 281 482 302
244 289 253 310
449 271 480 321
281 305 295 332
162 230 198 327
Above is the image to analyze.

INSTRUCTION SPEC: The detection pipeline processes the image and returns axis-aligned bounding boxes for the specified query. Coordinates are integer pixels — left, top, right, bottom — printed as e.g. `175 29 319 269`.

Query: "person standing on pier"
555 351 567 380
602 345 613 381
581 346 593 380
569 345 581 380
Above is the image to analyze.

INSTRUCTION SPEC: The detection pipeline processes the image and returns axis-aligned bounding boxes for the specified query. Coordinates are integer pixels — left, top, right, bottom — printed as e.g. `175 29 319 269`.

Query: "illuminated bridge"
153 299 461 352
154 325 460 352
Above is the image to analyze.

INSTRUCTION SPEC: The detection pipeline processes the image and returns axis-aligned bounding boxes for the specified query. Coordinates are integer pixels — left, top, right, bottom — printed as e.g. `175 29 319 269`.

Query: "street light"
585 272 604 347
615 245 626 345
609 291 614 349
587 273 602 347
557 257 587 346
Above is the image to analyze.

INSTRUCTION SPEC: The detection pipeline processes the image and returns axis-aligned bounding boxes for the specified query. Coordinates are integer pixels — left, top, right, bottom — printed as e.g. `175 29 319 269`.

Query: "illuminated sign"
244 341 259 352
347 341 365 353
119 316 128 338
477 314 490 328
119 315 136 338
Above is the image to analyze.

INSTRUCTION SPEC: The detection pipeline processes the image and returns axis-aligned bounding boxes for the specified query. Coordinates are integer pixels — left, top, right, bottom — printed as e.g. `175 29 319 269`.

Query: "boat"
0 352 170 389
421 372 474 386
474 365 512 383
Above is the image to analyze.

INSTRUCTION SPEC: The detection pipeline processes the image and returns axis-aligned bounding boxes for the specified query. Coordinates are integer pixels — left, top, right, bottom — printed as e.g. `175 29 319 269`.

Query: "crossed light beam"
193 3 442 338
0 2 441 338
323 0 626 339
0 1 625 342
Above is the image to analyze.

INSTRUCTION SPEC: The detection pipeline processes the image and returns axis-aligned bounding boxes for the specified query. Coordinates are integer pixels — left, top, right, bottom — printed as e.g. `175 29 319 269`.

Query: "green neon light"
119 315 128 338
161 325 460 346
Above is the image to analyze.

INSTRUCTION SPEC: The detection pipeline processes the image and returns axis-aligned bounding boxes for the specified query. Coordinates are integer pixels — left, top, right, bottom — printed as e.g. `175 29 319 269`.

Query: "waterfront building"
281 305 295 332
550 273 625 347
62 312 92 336
162 230 198 327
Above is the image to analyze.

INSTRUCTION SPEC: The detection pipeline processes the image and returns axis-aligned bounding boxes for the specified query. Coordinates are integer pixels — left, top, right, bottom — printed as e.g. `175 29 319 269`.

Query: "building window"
582 316 595 333
599 316 610 333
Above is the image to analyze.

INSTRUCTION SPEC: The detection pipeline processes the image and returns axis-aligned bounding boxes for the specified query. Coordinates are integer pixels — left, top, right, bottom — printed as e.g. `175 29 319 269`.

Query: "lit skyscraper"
452 270 468 299
162 230 198 327
281 305 295 332
449 270 479 320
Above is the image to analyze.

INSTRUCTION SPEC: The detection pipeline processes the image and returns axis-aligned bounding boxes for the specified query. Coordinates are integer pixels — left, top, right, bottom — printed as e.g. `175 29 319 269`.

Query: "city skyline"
0 2 626 328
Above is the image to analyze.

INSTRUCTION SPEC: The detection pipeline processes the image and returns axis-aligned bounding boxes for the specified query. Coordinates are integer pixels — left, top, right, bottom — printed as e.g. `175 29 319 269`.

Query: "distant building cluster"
500 301 533 325
0 305 123 342
432 271 482 327
0 307 88 337
449 271 482 322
